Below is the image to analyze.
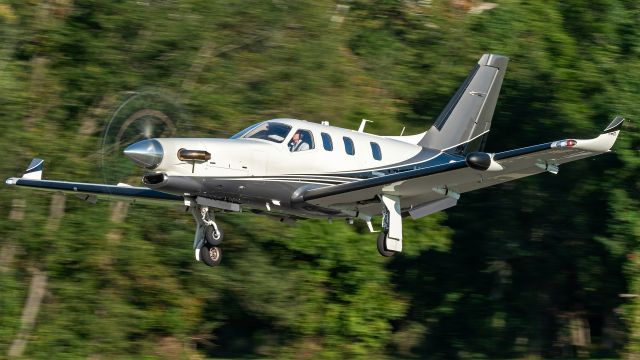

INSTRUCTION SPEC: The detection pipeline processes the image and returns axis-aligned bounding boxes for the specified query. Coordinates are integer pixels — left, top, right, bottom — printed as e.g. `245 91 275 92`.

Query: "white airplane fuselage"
135 118 442 218
156 119 423 177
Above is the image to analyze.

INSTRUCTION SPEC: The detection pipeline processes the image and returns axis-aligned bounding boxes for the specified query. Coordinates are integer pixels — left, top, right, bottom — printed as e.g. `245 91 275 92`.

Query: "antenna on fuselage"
358 119 372 132
400 126 406 136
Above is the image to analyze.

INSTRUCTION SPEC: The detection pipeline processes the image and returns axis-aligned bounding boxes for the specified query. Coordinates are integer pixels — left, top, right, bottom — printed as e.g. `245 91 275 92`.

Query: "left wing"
294 116 625 209
5 158 182 205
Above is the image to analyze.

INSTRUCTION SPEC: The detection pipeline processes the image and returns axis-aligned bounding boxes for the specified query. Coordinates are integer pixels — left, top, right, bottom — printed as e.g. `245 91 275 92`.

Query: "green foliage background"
0 1 638 359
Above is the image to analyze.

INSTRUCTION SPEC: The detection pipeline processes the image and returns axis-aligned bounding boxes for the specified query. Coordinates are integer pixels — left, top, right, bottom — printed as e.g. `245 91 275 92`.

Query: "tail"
418 54 509 154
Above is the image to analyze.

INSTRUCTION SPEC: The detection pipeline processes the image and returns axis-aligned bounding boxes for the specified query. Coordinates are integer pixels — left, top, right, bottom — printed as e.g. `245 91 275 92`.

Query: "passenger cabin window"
289 129 315 152
321 132 333 151
370 142 382 161
236 121 292 143
343 137 355 156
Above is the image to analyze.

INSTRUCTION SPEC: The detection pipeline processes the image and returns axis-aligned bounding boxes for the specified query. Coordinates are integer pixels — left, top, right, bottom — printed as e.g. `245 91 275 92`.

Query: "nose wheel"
191 204 225 267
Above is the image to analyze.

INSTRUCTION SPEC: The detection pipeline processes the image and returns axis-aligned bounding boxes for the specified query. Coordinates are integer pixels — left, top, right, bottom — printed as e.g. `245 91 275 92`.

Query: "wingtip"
573 116 624 153
602 116 625 134
22 158 44 180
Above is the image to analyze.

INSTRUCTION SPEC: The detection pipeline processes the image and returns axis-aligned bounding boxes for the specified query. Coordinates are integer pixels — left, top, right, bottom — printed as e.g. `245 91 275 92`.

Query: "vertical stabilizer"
418 54 508 154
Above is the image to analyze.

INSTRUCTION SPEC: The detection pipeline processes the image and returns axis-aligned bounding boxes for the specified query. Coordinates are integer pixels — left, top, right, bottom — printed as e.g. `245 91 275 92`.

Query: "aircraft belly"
153 175 340 218
198 177 294 204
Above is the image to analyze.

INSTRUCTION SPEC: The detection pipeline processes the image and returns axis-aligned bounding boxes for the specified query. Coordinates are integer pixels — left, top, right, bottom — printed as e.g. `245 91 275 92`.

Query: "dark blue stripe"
493 142 552 161
326 152 464 179
15 179 182 201
297 141 559 203
298 160 468 202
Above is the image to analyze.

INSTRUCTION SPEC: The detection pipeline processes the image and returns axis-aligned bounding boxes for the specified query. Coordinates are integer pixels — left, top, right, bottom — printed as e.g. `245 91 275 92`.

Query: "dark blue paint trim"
25 158 44 174
297 160 468 202
13 178 182 201
321 152 465 179
492 142 552 161
297 140 559 203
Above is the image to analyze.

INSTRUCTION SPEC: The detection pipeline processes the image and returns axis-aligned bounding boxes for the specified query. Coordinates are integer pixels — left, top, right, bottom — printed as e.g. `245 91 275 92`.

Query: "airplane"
5 54 625 267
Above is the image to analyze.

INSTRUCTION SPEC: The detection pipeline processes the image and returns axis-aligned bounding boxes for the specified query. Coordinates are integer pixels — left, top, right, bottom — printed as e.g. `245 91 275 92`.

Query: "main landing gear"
376 194 403 257
192 205 224 267
377 232 395 257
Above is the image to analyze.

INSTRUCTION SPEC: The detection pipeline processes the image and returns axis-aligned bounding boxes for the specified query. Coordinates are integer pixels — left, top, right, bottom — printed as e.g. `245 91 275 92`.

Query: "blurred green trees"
0 0 638 358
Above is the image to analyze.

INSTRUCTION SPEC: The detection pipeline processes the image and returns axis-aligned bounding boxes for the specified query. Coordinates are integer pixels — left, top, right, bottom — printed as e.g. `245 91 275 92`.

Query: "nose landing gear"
192 205 225 267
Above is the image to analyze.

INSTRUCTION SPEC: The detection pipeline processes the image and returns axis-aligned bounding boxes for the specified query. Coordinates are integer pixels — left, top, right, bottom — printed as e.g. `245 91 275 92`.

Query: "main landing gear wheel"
204 226 223 246
200 244 222 267
377 232 396 257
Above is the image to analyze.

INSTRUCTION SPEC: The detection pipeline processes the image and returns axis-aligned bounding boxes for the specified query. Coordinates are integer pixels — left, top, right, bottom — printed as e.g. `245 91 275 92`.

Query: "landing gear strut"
191 205 224 267
377 194 403 257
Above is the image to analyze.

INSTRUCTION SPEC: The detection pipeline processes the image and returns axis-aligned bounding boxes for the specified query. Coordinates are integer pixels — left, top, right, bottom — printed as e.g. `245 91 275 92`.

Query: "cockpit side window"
289 129 315 152
238 122 292 143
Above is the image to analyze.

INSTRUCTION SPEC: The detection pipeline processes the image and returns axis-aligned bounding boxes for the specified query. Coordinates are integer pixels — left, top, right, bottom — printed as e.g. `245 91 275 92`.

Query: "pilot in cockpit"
289 131 310 152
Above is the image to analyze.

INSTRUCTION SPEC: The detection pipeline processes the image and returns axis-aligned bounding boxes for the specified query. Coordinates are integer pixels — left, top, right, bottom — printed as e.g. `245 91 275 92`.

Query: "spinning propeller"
98 90 189 185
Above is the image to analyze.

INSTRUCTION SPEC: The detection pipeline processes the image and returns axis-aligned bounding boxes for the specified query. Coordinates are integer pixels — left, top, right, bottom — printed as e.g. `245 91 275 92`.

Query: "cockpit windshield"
230 122 261 139
231 121 292 143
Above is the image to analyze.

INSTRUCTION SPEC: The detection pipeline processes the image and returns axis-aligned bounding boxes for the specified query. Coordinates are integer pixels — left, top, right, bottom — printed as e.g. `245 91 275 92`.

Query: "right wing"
294 117 625 211
5 158 182 205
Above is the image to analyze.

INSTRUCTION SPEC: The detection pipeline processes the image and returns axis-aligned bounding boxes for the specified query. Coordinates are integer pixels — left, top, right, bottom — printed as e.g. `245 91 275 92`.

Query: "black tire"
377 232 395 257
200 244 222 267
204 225 223 246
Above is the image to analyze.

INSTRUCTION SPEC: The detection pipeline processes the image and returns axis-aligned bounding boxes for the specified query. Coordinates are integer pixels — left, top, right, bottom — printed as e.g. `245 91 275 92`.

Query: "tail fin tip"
418 53 509 153
480 53 509 70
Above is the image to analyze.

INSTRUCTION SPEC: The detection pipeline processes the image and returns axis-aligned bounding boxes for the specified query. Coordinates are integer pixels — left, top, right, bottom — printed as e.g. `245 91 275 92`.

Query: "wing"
5 158 182 205
294 117 625 215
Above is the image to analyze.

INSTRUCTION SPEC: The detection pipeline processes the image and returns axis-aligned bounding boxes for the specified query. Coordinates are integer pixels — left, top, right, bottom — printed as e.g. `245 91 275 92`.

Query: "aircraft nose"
123 139 164 169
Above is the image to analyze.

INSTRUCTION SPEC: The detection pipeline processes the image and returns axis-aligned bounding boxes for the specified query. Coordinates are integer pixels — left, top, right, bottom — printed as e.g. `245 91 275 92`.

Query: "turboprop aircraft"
5 54 625 267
